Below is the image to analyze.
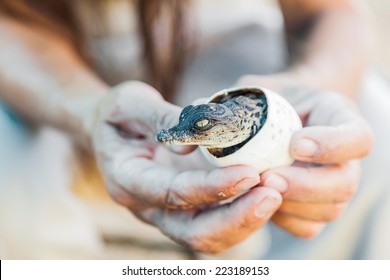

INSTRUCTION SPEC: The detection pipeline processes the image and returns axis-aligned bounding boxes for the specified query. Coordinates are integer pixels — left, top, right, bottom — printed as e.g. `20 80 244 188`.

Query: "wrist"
286 62 361 98
60 88 108 151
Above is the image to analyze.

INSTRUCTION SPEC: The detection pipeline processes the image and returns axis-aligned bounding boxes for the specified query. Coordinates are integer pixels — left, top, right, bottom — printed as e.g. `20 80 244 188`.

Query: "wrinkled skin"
237 74 373 237
91 80 373 253
91 81 282 254
0 0 374 256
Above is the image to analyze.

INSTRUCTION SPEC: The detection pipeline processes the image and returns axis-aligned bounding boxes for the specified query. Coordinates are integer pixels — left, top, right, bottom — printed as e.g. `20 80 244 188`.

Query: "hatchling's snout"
156 129 174 143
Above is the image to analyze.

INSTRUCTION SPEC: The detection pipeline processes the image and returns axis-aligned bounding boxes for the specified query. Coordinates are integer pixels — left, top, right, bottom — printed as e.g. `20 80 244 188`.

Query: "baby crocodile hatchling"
157 93 267 157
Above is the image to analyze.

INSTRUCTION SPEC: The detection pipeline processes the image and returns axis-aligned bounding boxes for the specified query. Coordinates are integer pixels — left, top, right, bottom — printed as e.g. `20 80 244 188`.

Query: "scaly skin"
157 93 267 149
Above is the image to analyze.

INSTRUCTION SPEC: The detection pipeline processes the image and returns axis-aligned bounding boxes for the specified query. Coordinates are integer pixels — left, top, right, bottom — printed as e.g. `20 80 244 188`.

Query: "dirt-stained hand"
237 75 373 238
90 81 282 253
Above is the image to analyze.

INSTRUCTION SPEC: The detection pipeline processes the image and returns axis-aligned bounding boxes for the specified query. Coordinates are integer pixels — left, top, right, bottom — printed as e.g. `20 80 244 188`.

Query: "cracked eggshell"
199 86 302 173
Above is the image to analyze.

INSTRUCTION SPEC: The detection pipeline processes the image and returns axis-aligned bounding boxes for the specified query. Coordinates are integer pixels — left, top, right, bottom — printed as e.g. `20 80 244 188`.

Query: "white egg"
199 86 302 173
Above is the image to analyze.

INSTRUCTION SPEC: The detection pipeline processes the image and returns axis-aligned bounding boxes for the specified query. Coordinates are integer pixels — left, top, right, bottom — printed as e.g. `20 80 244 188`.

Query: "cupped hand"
90 81 282 253
237 75 373 238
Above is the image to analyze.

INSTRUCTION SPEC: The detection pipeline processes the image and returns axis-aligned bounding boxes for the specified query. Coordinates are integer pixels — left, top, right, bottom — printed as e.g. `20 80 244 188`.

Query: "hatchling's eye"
195 119 210 129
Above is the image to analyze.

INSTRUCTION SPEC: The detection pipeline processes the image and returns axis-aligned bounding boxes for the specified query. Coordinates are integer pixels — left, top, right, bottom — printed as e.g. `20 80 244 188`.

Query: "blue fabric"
0 101 32 184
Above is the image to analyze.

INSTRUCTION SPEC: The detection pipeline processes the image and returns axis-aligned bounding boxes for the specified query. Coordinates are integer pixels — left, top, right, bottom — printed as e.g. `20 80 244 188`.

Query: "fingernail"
293 138 318 158
263 174 288 193
235 177 260 192
256 196 281 218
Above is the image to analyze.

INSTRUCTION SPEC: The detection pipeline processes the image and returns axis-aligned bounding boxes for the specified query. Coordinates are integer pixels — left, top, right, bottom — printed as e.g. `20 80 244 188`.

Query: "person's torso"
74 0 286 104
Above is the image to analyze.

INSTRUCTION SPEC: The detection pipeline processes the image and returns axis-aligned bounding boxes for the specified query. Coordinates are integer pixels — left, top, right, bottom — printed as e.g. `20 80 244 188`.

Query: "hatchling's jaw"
156 103 239 147
156 126 198 145
156 122 240 147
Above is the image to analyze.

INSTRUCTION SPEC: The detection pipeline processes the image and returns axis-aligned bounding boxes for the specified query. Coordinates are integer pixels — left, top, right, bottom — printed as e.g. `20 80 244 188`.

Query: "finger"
149 187 282 254
272 212 326 239
278 201 346 222
93 122 236 210
290 93 373 163
291 121 373 163
112 157 261 209
103 82 173 126
104 81 196 154
261 161 360 203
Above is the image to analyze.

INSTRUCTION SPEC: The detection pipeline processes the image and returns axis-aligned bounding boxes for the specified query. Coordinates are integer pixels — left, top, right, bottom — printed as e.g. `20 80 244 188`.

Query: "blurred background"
0 0 389 260
370 0 390 79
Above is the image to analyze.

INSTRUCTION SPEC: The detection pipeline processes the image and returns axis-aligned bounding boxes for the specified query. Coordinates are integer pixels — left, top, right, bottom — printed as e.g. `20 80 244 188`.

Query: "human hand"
90 81 282 253
237 75 373 238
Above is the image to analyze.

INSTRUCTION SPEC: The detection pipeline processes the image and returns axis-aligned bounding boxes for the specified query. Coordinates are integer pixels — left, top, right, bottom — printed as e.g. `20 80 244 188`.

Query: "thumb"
290 120 373 163
151 101 197 154
106 81 196 154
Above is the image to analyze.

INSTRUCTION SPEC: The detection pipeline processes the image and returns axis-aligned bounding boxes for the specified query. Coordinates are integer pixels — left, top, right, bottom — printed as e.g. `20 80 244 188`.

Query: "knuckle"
338 174 358 202
336 163 360 202
182 234 226 255
182 235 207 252
109 189 124 204
107 183 131 206
185 236 201 251
164 188 192 209
321 204 345 222
339 183 357 201
107 170 138 207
